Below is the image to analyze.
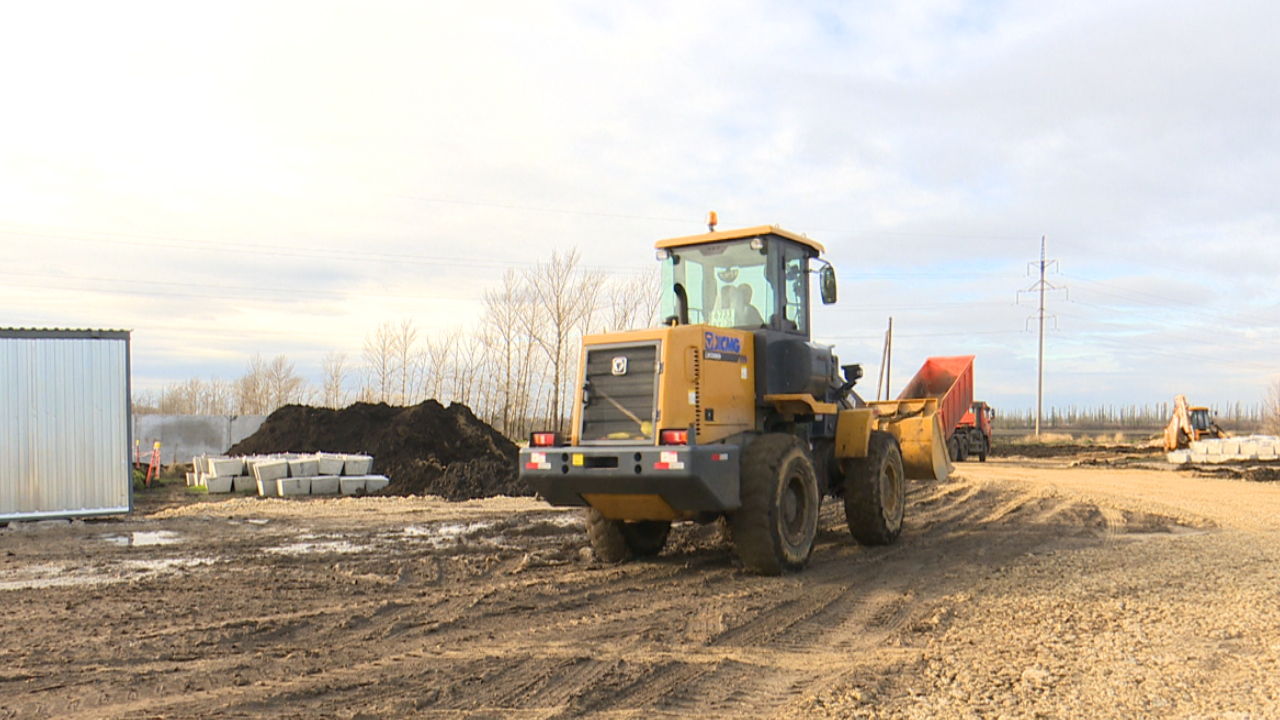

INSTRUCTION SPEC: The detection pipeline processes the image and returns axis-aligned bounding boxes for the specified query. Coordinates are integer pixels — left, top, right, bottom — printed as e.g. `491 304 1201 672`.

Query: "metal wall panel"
0 329 132 522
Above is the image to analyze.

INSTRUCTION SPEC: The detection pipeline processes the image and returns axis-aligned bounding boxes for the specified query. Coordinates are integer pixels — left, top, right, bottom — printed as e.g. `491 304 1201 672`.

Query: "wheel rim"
881 458 904 527
781 470 812 547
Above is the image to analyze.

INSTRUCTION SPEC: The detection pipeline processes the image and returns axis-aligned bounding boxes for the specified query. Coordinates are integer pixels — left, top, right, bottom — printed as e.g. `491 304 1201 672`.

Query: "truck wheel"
978 436 989 462
957 435 970 462
585 509 671 562
727 434 820 575
947 436 961 462
621 521 671 557
842 431 905 546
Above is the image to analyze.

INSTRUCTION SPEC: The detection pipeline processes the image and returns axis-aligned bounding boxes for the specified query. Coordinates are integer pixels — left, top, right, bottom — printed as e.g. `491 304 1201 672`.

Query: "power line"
1017 236 1067 436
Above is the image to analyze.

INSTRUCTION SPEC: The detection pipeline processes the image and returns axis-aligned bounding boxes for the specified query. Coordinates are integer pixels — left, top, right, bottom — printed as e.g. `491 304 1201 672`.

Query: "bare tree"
450 331 487 408
264 355 308 409
605 269 662 331
392 318 420 404
236 354 271 414
321 351 351 409
423 328 459 402
362 321 398 404
1264 379 1280 435
205 377 232 414
132 389 160 415
523 248 606 432
482 270 532 434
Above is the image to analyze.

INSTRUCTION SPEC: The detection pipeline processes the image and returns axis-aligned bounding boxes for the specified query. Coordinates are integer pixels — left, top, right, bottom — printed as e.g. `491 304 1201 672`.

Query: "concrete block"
344 455 373 475
186 471 198 487
1239 442 1259 457
206 476 234 493
317 454 346 476
232 476 258 492
1219 441 1241 455
1189 453 1210 463
253 459 290 484
340 477 367 495
288 458 319 477
1208 454 1233 464
257 478 282 497
279 478 311 496
1204 442 1223 455
1166 451 1191 464
362 475 390 493
208 457 245 477
310 476 341 495
1189 441 1207 454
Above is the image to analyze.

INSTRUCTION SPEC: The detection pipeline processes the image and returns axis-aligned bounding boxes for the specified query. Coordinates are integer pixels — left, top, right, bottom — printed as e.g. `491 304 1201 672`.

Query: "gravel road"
2 456 1278 719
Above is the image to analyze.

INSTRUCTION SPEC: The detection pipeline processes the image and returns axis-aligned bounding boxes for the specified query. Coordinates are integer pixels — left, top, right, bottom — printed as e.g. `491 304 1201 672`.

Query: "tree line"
132 249 662 440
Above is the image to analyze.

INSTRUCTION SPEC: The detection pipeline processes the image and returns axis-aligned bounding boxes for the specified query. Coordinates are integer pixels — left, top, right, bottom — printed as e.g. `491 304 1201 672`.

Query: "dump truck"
1163 395 1225 451
873 356 976 467
519 223 957 575
954 401 994 462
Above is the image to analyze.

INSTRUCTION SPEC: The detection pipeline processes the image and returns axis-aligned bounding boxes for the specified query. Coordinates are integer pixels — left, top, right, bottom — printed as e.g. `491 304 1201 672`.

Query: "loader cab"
1188 407 1214 433
656 225 834 338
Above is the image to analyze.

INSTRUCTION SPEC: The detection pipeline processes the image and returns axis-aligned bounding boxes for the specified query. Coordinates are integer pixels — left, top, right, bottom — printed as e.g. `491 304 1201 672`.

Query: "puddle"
0 558 213 591
264 540 365 556
396 516 581 551
101 531 183 547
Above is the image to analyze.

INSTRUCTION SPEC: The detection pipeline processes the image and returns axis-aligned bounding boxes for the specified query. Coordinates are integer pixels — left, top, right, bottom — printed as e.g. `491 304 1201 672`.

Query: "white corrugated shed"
1 328 132 522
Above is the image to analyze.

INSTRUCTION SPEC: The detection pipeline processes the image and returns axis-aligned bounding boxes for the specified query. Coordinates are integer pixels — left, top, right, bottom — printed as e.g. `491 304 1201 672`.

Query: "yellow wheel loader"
519 224 954 575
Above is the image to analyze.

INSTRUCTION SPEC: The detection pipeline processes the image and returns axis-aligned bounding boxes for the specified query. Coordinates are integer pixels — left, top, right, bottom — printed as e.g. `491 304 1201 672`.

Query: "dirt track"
4 456 1280 719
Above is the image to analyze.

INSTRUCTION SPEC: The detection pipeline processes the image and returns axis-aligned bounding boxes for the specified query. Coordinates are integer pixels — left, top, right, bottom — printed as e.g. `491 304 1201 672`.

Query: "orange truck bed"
896 355 975 441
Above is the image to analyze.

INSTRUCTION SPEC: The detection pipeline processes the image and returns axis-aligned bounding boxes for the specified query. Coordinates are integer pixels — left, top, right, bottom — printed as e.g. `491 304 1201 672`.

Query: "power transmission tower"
1017 236 1067 437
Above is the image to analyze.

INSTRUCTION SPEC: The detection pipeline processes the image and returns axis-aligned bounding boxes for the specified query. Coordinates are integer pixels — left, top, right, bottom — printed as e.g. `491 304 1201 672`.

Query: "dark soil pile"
227 401 528 500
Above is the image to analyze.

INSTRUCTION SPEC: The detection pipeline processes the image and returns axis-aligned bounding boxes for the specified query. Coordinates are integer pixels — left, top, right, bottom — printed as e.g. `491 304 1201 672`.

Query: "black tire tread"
586 509 671 562
843 431 905 546
728 434 819 576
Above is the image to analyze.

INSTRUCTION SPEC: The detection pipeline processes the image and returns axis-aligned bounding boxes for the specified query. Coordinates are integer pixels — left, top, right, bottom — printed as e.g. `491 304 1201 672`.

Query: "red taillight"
659 429 689 445
530 432 561 447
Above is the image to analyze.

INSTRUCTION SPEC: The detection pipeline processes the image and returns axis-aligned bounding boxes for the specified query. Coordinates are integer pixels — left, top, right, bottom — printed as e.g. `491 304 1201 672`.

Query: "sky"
3 0 1279 416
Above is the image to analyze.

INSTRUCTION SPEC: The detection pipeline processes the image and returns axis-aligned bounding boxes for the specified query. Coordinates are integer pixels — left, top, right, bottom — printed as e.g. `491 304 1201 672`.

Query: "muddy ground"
4 451 1280 719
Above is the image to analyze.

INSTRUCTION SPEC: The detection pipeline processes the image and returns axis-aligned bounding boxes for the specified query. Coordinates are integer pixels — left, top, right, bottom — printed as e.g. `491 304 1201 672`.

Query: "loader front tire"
585 509 671 563
727 434 820 575
843 431 905 546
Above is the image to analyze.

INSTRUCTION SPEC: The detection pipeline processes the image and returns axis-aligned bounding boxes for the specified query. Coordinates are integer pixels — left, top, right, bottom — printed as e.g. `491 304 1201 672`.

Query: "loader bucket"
868 399 954 481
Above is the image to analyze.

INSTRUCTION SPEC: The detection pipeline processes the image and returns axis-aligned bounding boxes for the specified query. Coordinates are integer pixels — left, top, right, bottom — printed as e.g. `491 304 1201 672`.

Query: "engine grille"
580 343 659 443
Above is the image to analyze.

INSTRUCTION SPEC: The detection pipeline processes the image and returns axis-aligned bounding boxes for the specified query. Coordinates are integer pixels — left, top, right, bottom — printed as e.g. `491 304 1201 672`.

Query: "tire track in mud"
612 481 1131 718
19 471 1207 720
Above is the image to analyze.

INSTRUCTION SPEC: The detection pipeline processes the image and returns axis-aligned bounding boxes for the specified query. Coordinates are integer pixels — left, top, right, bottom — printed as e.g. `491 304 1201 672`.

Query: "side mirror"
819 265 837 305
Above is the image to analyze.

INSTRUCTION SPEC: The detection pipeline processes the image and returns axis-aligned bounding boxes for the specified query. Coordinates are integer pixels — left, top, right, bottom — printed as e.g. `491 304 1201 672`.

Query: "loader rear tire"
843 431 905 546
585 509 671 562
727 434 820 575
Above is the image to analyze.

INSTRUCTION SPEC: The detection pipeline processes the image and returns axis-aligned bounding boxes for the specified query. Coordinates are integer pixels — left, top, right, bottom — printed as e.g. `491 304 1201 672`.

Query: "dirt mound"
227 401 528 500
991 443 1159 460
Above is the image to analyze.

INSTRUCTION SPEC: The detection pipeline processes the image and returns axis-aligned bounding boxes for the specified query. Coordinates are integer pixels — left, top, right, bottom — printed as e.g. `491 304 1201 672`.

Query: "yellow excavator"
519 222 961 574
1163 395 1225 451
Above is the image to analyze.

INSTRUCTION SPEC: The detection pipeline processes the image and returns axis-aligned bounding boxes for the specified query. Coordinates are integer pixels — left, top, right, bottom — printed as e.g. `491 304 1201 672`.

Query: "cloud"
2 0 1279 413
